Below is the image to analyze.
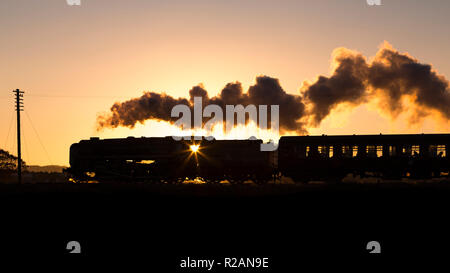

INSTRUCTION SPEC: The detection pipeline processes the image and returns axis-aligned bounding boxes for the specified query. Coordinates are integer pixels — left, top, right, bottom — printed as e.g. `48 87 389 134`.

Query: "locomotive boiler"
66 136 275 183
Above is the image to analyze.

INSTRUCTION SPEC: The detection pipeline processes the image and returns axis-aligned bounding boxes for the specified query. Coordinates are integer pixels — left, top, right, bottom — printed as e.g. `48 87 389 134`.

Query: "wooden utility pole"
13 89 24 184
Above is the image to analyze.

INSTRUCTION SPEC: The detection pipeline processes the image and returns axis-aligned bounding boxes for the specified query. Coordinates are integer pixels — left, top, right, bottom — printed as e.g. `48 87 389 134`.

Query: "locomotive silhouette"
66 134 450 183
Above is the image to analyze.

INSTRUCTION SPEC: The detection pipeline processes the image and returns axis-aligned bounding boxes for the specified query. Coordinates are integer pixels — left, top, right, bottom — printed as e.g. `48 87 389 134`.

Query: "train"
65 134 450 183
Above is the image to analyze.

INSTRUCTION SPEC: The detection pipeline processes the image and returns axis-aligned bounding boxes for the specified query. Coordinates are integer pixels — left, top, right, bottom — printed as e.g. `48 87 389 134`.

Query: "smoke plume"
368 43 450 121
302 42 450 126
97 76 306 133
97 42 450 133
301 48 369 126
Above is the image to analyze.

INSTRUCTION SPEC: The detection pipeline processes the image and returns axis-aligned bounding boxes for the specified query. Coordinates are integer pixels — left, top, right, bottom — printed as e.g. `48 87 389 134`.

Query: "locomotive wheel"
175 177 184 184
253 175 269 185
228 178 243 184
204 178 213 184
164 179 176 184
254 179 267 185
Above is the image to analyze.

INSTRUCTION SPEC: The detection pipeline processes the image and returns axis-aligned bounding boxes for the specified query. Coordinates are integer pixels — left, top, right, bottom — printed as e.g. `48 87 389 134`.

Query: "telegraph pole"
13 89 24 184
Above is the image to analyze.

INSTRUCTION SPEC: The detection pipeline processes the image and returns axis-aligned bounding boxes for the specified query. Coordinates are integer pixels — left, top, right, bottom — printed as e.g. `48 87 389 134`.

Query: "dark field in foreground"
1 181 449 269
1 179 450 196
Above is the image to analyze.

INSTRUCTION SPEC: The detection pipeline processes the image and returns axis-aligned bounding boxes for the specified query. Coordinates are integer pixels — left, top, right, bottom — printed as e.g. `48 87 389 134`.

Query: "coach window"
318 145 324 155
411 145 420 156
318 146 328 158
429 145 437 157
342 145 352 158
402 146 412 156
306 146 310 157
352 146 358 157
389 146 396 156
377 145 383 157
438 145 446 157
342 145 353 157
308 145 319 158
297 145 307 158
329 146 334 158
366 145 377 157
430 145 446 157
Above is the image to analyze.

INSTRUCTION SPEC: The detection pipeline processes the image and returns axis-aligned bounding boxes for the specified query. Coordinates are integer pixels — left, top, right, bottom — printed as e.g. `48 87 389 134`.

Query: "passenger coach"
278 134 450 182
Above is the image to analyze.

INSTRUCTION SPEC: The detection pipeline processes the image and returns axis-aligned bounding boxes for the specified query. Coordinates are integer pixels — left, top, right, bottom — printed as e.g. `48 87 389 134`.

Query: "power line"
1 94 133 99
12 115 16 158
3 111 14 150
9 116 16 156
22 123 31 167
26 94 133 99
24 110 54 166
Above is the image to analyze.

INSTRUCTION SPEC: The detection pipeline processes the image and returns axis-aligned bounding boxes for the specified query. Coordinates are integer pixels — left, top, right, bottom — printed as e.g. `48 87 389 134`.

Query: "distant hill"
26 165 67 173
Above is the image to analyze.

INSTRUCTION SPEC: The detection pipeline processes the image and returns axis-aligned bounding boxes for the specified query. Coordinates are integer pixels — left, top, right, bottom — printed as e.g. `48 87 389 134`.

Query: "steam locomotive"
66 134 450 183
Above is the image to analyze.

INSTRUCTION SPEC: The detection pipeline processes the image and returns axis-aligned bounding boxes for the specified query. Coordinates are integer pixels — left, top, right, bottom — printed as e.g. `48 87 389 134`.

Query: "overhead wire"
3 110 14 151
22 122 31 167
26 94 132 99
2 92 129 166
24 111 54 165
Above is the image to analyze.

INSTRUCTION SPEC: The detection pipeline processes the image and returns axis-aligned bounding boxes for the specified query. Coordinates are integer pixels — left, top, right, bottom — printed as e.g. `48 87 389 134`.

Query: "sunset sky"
1 0 450 166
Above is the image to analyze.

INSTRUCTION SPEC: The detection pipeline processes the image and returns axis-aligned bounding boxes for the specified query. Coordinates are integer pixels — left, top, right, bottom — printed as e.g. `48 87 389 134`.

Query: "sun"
190 144 200 153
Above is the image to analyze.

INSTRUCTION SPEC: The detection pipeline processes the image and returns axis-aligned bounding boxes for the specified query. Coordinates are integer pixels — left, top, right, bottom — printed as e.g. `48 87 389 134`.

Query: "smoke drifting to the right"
302 41 450 127
97 42 450 134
